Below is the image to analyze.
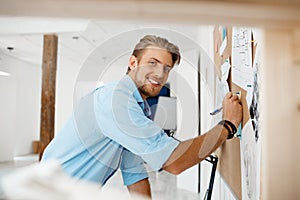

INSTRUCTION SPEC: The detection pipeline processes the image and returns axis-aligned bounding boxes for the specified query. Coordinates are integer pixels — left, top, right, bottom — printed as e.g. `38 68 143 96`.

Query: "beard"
138 84 162 98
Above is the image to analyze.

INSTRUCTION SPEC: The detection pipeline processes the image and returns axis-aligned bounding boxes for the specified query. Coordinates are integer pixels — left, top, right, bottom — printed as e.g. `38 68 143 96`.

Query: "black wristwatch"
218 120 237 140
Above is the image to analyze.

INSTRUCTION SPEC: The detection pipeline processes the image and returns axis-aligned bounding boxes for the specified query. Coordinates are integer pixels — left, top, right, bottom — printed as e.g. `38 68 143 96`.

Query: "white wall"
55 51 129 134
55 58 82 134
0 53 41 161
0 67 17 161
197 25 222 199
174 49 199 193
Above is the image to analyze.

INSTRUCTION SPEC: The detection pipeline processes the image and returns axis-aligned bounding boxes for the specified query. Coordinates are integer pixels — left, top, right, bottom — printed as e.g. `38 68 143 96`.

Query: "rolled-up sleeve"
120 149 148 186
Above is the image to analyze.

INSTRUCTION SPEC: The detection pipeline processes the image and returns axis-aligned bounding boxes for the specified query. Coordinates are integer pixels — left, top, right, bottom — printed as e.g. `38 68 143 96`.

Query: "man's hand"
222 92 243 128
162 91 243 176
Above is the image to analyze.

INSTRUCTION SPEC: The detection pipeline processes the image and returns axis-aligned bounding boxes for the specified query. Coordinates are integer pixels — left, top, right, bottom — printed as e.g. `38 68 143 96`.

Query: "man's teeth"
148 78 159 84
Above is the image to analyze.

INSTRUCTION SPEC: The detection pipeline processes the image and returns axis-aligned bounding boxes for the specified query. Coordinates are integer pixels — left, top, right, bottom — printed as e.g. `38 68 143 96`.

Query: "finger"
231 94 239 100
226 92 233 99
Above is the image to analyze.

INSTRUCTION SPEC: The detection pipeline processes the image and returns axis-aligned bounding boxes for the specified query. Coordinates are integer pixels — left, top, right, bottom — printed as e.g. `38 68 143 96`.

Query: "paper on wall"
248 42 260 142
214 58 230 122
240 120 261 200
231 27 253 92
219 26 227 56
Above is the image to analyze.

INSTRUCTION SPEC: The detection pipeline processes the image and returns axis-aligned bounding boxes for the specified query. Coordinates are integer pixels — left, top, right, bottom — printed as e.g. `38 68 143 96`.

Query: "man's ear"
128 55 137 71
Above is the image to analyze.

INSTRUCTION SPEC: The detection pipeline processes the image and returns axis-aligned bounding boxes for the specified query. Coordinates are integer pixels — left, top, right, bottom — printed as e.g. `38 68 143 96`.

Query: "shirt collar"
121 75 151 117
121 75 144 103
143 100 152 117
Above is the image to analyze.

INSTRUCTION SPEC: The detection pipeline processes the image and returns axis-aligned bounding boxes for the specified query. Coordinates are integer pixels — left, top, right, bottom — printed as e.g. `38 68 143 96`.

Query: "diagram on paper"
231 27 253 92
249 50 260 142
240 121 261 200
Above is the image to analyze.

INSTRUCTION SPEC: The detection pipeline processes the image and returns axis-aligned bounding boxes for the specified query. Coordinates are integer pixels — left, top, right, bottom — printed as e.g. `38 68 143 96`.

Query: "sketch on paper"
243 143 256 199
240 121 261 200
231 27 253 92
249 52 260 142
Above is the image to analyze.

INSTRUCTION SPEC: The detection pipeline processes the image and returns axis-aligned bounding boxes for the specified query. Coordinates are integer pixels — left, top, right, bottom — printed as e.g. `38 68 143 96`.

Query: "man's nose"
153 64 164 78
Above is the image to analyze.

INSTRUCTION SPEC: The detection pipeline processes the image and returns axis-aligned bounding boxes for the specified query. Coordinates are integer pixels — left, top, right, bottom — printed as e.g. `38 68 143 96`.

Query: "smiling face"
128 46 173 99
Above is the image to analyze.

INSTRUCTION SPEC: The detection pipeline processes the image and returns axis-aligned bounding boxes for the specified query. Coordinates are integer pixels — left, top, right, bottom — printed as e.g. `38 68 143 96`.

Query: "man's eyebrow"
149 57 172 68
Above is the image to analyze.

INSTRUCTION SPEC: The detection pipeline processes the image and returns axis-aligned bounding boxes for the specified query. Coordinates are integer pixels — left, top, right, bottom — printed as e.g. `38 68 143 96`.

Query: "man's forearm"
127 178 151 199
163 124 228 174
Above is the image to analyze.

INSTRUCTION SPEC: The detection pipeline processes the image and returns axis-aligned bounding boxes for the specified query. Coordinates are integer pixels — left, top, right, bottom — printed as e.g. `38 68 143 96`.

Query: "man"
42 35 242 198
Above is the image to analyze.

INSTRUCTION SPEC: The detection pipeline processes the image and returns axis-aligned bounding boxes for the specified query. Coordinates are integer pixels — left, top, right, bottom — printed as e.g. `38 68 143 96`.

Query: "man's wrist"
218 120 237 140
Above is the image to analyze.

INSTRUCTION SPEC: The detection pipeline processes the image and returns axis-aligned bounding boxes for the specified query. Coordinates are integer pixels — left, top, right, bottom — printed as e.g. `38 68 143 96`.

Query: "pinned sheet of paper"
231 27 253 92
240 120 261 200
219 26 227 55
214 59 231 121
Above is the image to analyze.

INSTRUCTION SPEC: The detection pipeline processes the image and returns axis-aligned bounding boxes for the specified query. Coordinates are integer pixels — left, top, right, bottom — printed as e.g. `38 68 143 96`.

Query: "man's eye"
164 66 171 73
149 61 157 65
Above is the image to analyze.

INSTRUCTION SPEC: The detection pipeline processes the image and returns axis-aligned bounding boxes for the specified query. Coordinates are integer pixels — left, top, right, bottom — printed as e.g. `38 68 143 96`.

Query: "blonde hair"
127 35 181 73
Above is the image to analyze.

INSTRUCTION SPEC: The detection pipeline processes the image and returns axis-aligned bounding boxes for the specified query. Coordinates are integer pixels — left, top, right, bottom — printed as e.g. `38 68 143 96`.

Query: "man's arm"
127 178 151 199
163 92 242 174
163 124 228 174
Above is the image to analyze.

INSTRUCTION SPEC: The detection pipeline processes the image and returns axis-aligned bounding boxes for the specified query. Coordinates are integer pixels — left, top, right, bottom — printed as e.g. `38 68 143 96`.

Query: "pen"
210 91 241 115
210 107 223 115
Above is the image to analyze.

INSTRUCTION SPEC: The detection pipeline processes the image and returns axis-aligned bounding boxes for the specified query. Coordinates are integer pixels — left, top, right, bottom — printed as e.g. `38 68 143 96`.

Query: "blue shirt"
41 75 179 186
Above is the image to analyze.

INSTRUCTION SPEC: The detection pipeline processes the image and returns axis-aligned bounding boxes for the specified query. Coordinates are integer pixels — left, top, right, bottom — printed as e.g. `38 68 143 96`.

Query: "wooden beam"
39 34 58 160
0 0 300 28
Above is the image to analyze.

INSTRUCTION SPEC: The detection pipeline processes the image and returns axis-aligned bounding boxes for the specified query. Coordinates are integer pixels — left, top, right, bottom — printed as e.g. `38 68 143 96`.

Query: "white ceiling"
0 17 201 68
1 0 300 70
